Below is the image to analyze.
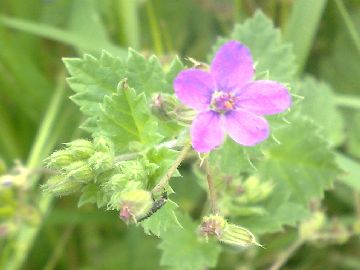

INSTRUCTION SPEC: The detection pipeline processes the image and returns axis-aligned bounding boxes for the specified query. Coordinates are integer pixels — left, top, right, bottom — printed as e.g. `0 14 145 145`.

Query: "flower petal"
211 41 254 91
224 110 269 146
191 111 225 153
174 69 215 111
236 80 292 115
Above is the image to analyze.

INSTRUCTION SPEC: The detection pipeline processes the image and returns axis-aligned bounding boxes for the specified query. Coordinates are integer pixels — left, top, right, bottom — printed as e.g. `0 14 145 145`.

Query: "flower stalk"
152 144 191 195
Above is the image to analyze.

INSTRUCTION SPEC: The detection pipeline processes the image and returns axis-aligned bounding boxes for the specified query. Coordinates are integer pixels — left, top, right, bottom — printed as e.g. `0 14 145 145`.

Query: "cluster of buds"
200 214 262 248
236 176 273 204
151 93 196 124
299 211 325 240
118 189 153 224
43 137 115 196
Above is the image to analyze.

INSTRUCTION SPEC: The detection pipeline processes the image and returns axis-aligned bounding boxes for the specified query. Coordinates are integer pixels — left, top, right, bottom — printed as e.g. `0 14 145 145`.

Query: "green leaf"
159 214 221 270
209 139 257 176
345 112 360 159
140 200 182 237
336 153 360 191
64 50 182 135
127 49 168 97
260 117 339 205
212 10 296 83
99 86 162 152
146 147 180 189
78 184 98 207
164 56 184 92
298 77 345 146
64 51 126 132
240 202 310 235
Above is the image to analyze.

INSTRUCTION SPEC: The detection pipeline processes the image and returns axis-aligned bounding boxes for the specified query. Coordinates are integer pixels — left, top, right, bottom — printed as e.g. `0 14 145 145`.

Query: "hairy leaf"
298 77 345 146
99 86 162 152
140 200 182 237
260 117 339 205
159 214 221 270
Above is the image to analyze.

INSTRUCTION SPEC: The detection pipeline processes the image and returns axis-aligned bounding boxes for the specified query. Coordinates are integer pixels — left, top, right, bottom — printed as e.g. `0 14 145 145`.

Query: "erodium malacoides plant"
41 11 340 270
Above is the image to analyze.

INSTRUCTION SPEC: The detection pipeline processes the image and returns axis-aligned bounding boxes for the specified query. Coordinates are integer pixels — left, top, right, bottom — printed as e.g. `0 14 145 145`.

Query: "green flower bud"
43 175 82 196
65 161 94 183
89 152 114 173
236 176 273 204
150 93 195 123
118 189 153 224
93 136 114 153
299 211 325 240
200 215 262 248
46 150 74 169
220 224 263 248
65 139 94 159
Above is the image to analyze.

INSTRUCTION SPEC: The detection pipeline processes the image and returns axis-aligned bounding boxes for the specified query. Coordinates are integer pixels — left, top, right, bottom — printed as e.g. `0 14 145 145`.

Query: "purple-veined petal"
236 80 292 115
211 41 254 92
191 111 225 153
174 69 215 111
224 110 269 146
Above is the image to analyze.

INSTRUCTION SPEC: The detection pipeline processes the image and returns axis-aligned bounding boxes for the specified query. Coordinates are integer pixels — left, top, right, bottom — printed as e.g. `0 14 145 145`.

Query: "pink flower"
174 41 292 153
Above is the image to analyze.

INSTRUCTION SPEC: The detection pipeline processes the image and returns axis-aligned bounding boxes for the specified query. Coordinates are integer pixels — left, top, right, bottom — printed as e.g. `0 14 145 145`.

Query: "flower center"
211 91 237 113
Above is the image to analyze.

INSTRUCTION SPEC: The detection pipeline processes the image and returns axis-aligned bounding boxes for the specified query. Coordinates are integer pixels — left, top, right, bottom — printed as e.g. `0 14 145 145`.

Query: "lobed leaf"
159 214 221 270
99 86 163 152
140 199 182 237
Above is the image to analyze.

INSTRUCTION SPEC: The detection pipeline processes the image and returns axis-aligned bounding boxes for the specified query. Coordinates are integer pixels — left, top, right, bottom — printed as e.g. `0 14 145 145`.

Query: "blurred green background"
0 0 360 269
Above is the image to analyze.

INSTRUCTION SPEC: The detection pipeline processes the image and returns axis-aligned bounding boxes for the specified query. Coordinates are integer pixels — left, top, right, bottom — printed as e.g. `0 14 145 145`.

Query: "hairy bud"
200 214 262 248
236 176 273 204
65 161 94 183
89 152 114 173
94 136 114 153
118 189 153 224
43 175 82 196
46 150 74 169
65 139 95 159
220 224 263 248
299 211 325 240
150 93 195 123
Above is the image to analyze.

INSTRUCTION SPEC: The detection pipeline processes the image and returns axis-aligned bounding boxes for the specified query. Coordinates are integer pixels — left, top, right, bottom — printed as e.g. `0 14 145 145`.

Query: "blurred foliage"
0 0 360 270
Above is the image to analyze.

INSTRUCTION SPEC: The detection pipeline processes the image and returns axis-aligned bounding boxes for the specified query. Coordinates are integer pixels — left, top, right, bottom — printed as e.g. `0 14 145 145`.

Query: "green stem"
335 94 360 110
205 160 218 214
334 0 360 53
152 144 191 194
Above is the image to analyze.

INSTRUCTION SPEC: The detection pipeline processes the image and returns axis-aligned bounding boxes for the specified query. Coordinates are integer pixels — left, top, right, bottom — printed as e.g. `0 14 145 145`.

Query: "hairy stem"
152 144 191 194
205 160 218 214
114 139 182 162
